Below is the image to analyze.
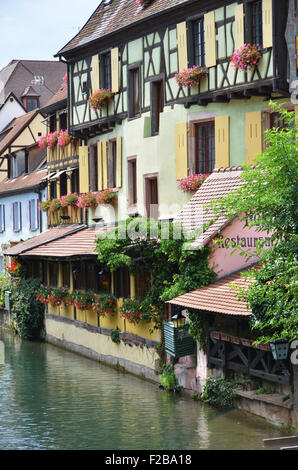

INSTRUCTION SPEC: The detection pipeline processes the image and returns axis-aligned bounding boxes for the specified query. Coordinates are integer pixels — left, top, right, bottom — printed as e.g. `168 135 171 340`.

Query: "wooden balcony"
47 140 79 170
48 205 84 228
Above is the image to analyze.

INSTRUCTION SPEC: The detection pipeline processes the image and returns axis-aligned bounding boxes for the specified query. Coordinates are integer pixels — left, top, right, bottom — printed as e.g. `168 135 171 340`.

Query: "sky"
0 0 101 70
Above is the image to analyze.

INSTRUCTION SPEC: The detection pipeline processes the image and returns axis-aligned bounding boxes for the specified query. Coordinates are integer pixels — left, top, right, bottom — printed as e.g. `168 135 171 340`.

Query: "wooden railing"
47 205 84 228
47 140 79 164
207 330 292 385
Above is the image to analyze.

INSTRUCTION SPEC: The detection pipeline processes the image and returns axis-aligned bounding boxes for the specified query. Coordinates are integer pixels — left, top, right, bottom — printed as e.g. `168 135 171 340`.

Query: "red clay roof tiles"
167 269 254 316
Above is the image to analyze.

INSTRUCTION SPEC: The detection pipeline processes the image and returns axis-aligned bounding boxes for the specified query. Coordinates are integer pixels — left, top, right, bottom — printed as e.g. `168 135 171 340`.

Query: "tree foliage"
210 103 298 343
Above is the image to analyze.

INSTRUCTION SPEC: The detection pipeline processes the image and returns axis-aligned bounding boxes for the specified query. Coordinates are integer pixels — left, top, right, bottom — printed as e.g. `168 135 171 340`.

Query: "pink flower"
230 43 262 71
175 65 208 88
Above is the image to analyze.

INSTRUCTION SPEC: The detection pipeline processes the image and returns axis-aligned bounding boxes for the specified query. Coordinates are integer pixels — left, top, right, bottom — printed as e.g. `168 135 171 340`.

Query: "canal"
0 327 284 451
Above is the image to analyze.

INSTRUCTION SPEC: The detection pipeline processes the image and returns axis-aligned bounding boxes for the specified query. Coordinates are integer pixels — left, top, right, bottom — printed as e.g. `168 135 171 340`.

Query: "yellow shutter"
246 111 263 165
111 47 119 93
102 142 108 189
177 22 188 71
262 0 273 48
204 11 216 68
116 136 122 188
175 122 188 180
91 55 100 92
79 145 89 193
215 116 230 169
234 4 244 50
97 142 103 191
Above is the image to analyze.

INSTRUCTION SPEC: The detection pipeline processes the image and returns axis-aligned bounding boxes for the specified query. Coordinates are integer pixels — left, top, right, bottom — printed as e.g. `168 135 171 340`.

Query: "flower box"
175 65 208 88
88 89 113 111
230 43 262 72
177 174 208 193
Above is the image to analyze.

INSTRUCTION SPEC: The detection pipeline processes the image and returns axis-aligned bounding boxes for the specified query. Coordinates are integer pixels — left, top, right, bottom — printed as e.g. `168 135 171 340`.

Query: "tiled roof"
41 82 67 111
4 225 85 256
57 0 190 56
0 152 47 194
167 269 255 317
0 110 39 156
175 167 245 247
20 226 111 258
0 60 66 107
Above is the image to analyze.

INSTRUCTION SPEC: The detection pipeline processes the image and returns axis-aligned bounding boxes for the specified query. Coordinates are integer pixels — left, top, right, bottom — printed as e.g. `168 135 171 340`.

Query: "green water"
0 327 283 450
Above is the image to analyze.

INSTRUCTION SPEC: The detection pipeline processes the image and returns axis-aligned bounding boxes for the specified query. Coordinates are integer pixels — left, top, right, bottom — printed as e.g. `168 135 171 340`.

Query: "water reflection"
0 328 283 450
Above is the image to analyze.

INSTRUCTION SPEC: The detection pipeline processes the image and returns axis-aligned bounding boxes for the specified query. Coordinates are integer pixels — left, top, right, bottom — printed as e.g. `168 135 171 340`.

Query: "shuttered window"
144 175 158 219
12 202 21 232
193 18 205 67
175 122 188 180
128 158 137 206
151 80 164 135
246 111 263 165
91 55 100 93
262 0 273 48
204 11 216 68
79 145 89 193
102 52 111 90
111 47 119 93
235 4 245 51
108 139 117 189
177 21 188 71
89 144 98 191
194 120 215 173
128 67 141 118
215 116 230 169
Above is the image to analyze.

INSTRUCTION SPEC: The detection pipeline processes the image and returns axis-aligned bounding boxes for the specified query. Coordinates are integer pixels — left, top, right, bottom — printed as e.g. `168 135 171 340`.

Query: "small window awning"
49 169 68 180
167 269 256 317
41 172 56 182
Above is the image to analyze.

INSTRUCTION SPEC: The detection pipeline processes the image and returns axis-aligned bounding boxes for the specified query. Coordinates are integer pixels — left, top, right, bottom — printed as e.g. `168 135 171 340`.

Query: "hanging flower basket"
88 89 113 110
60 193 79 208
6 262 21 278
38 136 48 149
47 130 60 148
175 65 208 88
177 174 208 193
230 43 262 71
96 189 118 205
57 130 76 148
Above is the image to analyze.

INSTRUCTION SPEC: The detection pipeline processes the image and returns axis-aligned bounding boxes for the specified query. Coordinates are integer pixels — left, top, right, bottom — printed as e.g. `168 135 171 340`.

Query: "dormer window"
26 97 39 111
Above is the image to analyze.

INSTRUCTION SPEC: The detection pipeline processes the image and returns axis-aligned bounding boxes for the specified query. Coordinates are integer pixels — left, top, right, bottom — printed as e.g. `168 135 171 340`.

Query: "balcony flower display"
47 130 59 148
40 200 52 212
60 193 79 208
175 65 208 88
177 173 208 193
38 135 48 149
230 43 262 71
6 261 21 278
88 89 113 111
91 294 117 318
77 192 98 209
57 130 76 148
120 298 152 324
48 198 61 212
96 189 118 205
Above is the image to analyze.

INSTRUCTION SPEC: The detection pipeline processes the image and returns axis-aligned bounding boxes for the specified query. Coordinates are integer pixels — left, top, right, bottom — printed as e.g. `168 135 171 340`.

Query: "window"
60 172 68 197
89 144 98 192
12 202 21 232
128 67 141 118
194 120 215 173
102 52 112 90
151 80 164 135
108 139 117 188
26 97 39 111
50 181 57 199
193 18 205 67
270 112 286 130
59 111 67 131
144 175 158 219
128 158 137 206
29 199 39 231
135 273 150 299
0 205 5 232
62 263 70 288
114 267 130 298
246 0 263 46
9 152 26 179
49 262 58 287
49 114 56 133
71 168 79 193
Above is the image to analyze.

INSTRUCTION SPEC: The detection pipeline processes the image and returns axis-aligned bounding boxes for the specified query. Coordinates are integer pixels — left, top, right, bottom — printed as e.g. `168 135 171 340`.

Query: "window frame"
150 78 164 136
245 0 263 47
191 17 206 67
189 118 215 175
128 64 141 119
107 138 117 189
12 201 22 232
144 173 159 219
127 157 137 208
28 198 39 231
0 204 5 233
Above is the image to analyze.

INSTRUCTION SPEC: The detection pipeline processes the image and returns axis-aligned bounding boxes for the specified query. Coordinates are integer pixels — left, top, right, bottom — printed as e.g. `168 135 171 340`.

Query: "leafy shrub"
160 364 181 392
111 327 121 344
201 375 237 409
11 278 45 340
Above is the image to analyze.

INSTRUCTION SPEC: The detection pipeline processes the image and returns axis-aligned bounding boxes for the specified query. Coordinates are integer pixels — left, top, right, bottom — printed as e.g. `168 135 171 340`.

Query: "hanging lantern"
269 341 290 361
171 312 186 329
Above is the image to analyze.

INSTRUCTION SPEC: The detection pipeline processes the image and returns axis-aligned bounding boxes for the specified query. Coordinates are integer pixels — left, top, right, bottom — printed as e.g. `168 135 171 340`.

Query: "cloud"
0 0 101 69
